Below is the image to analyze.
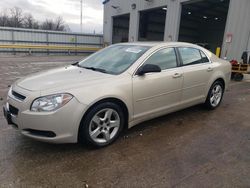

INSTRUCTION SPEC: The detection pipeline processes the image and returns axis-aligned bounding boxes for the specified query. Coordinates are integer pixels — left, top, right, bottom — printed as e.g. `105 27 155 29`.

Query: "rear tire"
234 73 244 81
78 102 124 147
231 72 236 80
205 81 224 110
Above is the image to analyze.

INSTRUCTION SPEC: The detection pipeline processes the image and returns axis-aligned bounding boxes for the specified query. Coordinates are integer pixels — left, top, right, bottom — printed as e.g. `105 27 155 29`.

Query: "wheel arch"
205 77 226 100
77 97 129 141
206 71 226 94
214 78 225 90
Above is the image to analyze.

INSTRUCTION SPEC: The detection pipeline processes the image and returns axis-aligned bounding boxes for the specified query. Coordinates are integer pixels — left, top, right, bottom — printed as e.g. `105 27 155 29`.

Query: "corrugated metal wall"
104 0 250 61
222 0 250 61
0 27 103 53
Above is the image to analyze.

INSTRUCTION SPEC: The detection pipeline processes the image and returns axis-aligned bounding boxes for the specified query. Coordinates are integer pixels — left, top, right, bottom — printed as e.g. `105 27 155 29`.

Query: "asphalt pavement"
0 55 249 188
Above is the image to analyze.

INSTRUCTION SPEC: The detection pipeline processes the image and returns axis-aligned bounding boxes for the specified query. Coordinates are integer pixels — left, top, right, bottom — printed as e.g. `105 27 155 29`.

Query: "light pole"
80 0 83 32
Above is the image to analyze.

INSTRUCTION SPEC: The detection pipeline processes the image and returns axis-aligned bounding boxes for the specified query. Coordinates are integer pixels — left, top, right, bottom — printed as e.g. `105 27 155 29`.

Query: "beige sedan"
3 42 231 147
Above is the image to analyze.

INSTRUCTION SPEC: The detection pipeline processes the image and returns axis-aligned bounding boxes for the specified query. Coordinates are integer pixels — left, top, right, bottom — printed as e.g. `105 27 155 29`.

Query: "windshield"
78 45 150 74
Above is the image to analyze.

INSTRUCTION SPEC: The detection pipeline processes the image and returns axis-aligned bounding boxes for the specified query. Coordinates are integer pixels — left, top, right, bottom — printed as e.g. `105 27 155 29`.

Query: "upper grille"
12 90 26 101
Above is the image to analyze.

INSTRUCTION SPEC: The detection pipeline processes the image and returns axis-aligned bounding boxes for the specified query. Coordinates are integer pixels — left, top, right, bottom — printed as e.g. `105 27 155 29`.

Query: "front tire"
78 102 124 147
205 81 224 110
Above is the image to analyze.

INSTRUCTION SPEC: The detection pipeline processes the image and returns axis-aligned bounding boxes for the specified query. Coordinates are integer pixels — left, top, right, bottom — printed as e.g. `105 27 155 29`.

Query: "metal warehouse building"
103 0 250 61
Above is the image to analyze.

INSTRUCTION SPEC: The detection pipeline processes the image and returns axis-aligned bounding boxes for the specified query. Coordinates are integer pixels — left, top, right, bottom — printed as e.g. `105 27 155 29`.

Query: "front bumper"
3 104 18 129
3 86 88 143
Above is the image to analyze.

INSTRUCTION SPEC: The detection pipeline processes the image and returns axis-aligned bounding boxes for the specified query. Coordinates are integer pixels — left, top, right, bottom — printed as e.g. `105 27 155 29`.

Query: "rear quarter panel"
205 55 231 96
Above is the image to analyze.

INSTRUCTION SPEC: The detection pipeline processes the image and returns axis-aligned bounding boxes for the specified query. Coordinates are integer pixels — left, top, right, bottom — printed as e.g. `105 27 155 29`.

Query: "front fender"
67 76 133 121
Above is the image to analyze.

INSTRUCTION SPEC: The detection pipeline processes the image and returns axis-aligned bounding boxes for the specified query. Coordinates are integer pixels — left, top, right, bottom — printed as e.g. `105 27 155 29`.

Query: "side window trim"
199 50 210 63
174 47 182 67
133 47 181 76
175 47 183 67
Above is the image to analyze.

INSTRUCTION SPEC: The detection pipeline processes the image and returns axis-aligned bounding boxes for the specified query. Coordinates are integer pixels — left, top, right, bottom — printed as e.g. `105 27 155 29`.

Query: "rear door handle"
207 67 213 72
172 73 182 78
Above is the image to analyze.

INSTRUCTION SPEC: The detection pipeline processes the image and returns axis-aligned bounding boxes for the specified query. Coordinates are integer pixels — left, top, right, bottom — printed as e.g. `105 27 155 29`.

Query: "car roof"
118 41 201 48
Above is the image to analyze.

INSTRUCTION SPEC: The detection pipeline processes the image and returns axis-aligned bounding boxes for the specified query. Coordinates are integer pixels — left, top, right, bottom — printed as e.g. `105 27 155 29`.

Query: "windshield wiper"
81 66 108 73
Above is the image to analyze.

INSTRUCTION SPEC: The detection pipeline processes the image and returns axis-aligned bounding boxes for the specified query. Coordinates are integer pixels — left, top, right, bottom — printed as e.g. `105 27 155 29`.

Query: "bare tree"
64 25 71 32
23 14 34 29
54 17 64 31
54 17 70 31
0 7 70 31
32 21 39 29
0 11 9 27
41 19 54 30
41 17 68 31
9 7 23 27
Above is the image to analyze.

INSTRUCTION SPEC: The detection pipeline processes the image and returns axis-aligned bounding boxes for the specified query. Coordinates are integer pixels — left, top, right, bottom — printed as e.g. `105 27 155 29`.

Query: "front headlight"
31 93 73 112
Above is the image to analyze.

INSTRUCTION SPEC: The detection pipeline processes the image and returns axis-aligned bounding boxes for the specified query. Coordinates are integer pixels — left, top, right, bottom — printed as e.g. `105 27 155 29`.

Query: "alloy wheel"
210 84 223 107
89 108 120 144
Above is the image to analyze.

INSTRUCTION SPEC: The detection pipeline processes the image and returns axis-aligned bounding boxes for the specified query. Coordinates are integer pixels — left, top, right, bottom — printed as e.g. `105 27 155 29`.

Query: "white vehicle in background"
3 42 231 147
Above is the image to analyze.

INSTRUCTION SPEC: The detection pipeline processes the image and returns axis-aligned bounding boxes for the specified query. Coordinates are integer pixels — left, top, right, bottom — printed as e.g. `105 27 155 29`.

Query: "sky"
0 0 104 34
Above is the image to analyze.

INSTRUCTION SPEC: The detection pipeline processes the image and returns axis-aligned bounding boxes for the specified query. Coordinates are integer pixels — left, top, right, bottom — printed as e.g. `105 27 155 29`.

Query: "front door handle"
172 73 182 78
207 67 213 72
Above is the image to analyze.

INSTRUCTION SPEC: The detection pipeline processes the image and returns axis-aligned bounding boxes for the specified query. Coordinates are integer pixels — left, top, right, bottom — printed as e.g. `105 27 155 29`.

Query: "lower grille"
9 105 19 116
23 129 56 138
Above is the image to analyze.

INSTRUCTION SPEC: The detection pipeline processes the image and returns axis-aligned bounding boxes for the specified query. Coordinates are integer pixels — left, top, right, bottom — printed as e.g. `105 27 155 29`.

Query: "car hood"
16 65 113 91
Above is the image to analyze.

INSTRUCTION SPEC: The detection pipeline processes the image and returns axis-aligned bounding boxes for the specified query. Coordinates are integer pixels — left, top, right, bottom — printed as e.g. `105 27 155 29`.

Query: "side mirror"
137 64 161 76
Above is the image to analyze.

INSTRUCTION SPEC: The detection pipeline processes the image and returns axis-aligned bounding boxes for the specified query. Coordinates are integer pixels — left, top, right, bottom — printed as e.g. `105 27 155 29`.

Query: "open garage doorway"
179 0 230 53
138 7 167 41
112 14 130 44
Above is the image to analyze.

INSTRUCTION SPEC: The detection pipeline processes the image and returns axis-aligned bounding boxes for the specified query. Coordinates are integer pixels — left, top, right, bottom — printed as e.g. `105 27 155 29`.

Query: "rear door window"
178 47 204 66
